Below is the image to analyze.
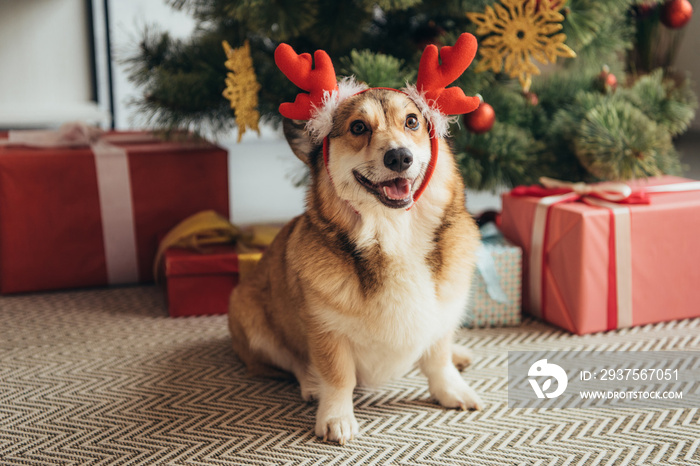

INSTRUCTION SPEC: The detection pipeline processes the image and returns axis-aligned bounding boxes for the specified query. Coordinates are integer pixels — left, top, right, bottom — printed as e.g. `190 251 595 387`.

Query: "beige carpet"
1 286 699 465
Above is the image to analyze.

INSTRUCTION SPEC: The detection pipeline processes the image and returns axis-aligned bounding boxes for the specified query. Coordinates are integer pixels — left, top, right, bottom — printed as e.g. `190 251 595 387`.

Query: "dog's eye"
405 114 420 130
350 120 368 135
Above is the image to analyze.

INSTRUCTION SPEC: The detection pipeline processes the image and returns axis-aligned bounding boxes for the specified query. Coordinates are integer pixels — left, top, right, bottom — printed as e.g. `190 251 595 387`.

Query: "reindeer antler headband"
275 33 480 208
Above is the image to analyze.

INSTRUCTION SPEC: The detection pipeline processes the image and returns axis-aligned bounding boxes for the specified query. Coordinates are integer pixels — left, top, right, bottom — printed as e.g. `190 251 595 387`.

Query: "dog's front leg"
419 333 484 411
309 331 359 444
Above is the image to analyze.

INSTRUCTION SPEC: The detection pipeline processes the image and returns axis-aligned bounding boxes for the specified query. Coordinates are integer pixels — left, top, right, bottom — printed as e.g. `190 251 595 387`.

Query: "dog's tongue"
381 178 412 200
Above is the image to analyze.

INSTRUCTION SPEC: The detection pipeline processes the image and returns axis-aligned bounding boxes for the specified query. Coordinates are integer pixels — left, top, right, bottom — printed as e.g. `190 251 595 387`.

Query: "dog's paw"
431 373 484 411
451 344 474 371
315 413 359 445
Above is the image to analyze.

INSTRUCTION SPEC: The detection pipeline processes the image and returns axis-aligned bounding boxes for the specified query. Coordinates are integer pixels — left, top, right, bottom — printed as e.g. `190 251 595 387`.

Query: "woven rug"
1 286 699 465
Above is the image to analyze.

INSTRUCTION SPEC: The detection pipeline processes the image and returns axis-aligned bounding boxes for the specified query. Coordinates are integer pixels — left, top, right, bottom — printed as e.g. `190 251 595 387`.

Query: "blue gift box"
464 225 522 328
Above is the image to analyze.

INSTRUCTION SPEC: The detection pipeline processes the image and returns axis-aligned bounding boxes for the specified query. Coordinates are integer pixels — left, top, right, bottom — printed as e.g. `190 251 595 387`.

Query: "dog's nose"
384 148 413 173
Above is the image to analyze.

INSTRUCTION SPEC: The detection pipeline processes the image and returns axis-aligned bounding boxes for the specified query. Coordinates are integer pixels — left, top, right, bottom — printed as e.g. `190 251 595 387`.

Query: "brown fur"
229 89 481 443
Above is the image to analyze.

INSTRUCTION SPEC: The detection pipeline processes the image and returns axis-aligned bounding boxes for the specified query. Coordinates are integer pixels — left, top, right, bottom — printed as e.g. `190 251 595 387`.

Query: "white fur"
420 350 484 410
315 370 358 443
308 165 481 441
402 84 455 139
306 77 369 143
313 137 472 388
307 196 480 442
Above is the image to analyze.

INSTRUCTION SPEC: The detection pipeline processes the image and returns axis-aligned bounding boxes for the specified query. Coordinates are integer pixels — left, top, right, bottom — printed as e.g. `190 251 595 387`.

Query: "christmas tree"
126 0 697 190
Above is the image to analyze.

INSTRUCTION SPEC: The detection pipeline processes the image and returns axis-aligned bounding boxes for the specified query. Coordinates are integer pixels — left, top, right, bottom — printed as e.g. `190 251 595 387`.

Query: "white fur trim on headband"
402 84 454 139
306 77 368 143
305 78 454 142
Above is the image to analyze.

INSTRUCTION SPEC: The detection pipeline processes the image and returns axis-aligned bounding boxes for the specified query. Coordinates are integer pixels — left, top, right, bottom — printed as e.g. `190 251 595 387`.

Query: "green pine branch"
125 0 697 189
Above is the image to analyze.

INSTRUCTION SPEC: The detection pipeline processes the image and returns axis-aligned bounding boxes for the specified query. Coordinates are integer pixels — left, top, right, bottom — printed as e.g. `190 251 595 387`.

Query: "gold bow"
153 210 280 283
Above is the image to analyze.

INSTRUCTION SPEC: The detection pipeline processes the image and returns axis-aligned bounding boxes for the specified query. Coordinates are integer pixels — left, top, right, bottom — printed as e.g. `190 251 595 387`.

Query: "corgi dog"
229 33 484 444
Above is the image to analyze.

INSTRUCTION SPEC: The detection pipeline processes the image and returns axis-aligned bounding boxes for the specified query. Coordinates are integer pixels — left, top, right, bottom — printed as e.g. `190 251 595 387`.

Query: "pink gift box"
499 175 700 335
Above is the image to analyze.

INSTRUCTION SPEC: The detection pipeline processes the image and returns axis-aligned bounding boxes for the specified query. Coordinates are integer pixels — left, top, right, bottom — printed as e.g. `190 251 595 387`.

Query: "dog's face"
284 89 433 212
327 89 432 210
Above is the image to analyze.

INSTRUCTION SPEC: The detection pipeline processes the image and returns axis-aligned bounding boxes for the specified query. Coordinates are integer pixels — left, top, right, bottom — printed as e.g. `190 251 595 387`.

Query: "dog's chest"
354 263 444 386
329 217 464 385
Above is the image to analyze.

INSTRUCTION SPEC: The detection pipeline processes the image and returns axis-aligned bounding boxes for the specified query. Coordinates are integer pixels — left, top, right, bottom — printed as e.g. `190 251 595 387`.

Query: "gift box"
0 126 229 293
156 211 280 317
164 245 254 317
464 226 522 328
500 175 700 335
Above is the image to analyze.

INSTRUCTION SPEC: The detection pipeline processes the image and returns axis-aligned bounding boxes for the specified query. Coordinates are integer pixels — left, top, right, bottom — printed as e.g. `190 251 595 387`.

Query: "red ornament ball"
524 91 539 106
464 102 495 133
598 69 618 92
661 0 693 29
635 1 657 18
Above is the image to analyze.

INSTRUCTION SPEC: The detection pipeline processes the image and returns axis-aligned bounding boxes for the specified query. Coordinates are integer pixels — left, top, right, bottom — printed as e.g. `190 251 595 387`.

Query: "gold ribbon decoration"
222 40 262 143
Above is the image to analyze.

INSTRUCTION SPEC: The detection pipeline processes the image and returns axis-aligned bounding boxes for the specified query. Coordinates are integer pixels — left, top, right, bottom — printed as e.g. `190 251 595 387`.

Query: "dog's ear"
282 118 318 166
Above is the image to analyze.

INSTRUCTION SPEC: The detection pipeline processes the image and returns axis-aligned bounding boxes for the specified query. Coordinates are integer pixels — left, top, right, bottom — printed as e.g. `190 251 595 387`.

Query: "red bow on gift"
511 177 653 204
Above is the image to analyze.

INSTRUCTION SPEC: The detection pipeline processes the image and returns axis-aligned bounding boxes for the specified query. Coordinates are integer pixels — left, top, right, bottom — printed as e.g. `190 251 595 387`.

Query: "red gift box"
156 213 279 317
164 246 241 317
0 128 229 293
500 175 700 335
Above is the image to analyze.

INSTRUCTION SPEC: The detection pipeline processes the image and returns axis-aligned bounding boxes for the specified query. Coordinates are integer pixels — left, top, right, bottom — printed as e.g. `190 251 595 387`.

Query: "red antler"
416 33 480 115
274 44 339 120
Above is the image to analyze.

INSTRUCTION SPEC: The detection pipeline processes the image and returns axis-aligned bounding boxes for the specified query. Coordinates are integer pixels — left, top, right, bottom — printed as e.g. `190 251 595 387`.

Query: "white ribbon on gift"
527 190 579 318
89 138 139 284
2 123 158 284
539 176 634 202
527 176 700 329
475 222 510 305
540 176 700 200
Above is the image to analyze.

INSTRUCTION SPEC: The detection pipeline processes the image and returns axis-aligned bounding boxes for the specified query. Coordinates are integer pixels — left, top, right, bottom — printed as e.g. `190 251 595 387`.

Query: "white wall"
0 0 108 127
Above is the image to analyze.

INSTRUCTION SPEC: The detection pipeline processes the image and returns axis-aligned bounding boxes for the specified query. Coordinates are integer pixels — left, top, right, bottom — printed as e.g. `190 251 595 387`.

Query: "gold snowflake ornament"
222 40 261 142
467 0 576 92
